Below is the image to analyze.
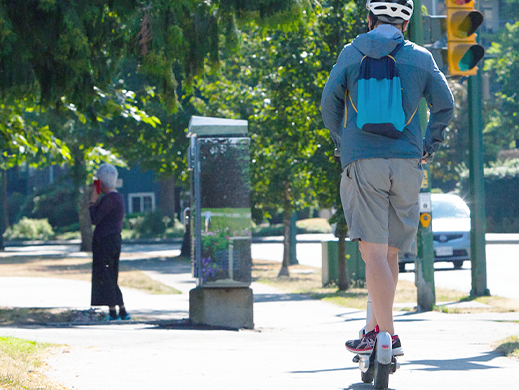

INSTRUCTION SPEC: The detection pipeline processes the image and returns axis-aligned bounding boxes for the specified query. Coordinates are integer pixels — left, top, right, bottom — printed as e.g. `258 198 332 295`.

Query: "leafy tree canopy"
484 21 519 162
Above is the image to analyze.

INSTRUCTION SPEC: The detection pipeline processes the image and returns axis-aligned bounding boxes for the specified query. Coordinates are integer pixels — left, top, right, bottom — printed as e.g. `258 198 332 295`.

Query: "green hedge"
124 211 184 238
457 159 519 232
4 218 54 241
17 179 78 229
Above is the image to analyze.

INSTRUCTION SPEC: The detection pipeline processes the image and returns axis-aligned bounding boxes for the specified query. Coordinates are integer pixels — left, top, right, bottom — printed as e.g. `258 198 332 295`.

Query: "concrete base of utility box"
189 287 254 329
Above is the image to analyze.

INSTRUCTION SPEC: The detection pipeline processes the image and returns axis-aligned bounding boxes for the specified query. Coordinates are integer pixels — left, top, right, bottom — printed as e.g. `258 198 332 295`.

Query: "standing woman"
89 163 130 321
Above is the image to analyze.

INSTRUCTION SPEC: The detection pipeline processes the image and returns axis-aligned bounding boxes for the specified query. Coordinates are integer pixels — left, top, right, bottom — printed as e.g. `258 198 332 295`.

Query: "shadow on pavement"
253 293 314 303
120 258 191 275
403 351 503 371
344 384 395 390
336 310 430 324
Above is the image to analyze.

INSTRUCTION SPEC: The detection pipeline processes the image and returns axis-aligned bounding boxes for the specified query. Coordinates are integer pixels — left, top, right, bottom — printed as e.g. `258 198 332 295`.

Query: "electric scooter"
351 297 400 390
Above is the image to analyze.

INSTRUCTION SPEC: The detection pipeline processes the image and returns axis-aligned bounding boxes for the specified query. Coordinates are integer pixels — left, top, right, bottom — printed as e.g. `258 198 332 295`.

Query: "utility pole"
468 69 490 297
420 0 489 297
0 167 4 251
409 0 436 311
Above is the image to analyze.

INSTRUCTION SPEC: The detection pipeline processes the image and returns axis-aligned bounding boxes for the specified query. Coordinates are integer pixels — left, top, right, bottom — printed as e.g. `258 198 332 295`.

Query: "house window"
129 193 155 213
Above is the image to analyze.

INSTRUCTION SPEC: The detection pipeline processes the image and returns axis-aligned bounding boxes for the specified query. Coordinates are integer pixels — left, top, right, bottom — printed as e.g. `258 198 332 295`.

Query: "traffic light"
446 0 485 76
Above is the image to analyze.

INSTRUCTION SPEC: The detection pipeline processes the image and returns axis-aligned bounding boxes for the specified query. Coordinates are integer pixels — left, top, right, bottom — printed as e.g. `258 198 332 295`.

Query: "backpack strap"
344 90 357 125
389 41 405 58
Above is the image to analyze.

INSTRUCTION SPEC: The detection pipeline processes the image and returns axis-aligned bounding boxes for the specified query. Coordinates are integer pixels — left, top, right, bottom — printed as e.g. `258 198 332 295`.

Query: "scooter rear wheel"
361 368 374 383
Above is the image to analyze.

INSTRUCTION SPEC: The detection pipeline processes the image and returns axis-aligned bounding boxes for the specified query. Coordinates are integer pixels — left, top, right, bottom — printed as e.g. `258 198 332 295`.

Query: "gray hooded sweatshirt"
321 25 454 168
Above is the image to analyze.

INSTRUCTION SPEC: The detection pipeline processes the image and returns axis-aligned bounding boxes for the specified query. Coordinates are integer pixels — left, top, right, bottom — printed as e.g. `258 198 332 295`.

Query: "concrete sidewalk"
1 258 519 390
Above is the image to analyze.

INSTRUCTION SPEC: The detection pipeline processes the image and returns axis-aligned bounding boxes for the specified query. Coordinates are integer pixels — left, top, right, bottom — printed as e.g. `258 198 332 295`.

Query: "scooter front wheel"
373 361 391 389
373 332 392 390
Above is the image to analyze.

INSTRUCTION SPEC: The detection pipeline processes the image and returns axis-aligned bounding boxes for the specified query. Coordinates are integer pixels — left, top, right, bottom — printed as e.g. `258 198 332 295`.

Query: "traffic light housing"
446 0 485 76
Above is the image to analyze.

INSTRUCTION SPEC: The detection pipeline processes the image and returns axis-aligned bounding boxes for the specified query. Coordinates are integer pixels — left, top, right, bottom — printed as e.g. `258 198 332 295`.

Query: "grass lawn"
0 256 180 295
493 335 519 360
0 336 71 390
251 259 519 313
0 255 181 325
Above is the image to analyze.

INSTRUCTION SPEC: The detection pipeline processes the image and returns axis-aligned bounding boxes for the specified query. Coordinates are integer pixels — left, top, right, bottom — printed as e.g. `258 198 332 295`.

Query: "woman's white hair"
96 163 118 189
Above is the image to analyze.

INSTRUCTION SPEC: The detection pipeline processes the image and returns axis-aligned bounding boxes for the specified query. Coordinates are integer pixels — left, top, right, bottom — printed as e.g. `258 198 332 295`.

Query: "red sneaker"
345 329 378 354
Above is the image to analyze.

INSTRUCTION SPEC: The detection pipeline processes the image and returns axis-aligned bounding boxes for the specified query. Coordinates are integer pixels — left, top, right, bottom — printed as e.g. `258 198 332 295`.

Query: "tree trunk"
79 183 93 252
278 181 291 277
289 211 299 265
0 169 5 250
3 169 8 230
337 224 349 291
158 175 176 219
180 209 191 258
70 147 92 252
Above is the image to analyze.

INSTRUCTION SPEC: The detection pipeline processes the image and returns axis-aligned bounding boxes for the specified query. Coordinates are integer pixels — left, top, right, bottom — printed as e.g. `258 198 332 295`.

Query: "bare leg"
365 246 399 333
387 246 399 289
360 241 396 335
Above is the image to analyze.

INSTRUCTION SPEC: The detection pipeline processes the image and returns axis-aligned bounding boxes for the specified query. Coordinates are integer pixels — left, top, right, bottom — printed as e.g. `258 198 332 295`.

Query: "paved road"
252 240 519 301
3 237 518 300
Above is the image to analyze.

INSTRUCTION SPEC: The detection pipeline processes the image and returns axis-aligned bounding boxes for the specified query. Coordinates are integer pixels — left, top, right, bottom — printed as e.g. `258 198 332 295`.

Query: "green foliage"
457 159 519 232
252 218 332 236
0 98 71 168
430 79 470 192
252 223 285 237
6 191 24 225
164 218 185 238
458 158 519 180
201 230 230 252
4 217 54 241
484 22 519 162
18 179 78 229
124 211 180 238
198 2 366 226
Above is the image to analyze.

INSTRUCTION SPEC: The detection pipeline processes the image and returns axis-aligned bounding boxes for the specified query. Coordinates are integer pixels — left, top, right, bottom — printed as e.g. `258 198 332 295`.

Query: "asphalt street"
2 235 518 300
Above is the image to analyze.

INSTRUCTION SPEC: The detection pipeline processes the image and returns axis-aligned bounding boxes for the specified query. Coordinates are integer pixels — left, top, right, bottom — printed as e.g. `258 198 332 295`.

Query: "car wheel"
453 260 464 269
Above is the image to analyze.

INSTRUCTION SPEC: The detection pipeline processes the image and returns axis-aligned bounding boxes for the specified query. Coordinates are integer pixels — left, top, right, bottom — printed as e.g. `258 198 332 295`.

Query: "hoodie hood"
351 25 404 59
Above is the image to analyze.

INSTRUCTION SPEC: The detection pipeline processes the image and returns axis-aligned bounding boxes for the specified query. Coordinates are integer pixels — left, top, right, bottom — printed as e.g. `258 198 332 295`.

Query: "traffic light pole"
467 63 490 297
409 1 436 312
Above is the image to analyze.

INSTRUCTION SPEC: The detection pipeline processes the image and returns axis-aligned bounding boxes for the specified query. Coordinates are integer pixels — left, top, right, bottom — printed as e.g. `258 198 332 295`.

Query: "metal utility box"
187 116 252 288
322 239 365 287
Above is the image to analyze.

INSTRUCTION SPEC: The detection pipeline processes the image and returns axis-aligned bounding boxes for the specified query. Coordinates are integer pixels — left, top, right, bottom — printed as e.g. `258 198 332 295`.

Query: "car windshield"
432 197 470 219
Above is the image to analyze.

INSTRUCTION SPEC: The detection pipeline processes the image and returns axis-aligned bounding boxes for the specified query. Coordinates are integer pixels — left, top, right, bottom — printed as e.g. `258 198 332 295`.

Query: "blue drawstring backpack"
346 42 412 139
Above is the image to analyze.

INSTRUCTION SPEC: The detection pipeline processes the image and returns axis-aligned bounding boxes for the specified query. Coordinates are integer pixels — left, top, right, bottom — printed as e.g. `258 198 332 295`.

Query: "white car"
399 193 471 272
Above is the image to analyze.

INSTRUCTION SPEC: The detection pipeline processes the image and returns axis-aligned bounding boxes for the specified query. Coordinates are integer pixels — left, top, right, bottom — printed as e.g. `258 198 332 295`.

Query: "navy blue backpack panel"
356 43 405 139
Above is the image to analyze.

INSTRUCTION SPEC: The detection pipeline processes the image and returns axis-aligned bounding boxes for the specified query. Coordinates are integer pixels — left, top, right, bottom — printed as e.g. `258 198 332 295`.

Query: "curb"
4 233 519 247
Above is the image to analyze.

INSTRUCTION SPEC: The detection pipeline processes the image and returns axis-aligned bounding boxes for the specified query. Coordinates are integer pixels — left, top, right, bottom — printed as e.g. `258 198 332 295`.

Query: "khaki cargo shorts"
340 158 424 252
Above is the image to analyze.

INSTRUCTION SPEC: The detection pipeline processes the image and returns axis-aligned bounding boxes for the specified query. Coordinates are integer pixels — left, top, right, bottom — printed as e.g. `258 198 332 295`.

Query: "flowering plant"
201 257 220 282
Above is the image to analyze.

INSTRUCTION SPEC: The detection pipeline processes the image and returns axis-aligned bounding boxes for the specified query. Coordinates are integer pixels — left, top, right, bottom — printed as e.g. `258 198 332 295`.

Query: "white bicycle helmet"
366 0 414 23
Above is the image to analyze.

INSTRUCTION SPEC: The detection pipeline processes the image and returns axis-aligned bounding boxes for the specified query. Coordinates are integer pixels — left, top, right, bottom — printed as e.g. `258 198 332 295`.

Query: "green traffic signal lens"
459 45 485 71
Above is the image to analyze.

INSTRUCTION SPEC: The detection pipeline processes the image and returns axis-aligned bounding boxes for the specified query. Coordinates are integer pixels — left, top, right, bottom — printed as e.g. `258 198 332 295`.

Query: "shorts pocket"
344 163 353 180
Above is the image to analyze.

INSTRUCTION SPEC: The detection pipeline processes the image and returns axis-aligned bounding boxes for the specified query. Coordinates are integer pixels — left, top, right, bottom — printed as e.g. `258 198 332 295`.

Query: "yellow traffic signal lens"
459 12 483 37
449 11 484 39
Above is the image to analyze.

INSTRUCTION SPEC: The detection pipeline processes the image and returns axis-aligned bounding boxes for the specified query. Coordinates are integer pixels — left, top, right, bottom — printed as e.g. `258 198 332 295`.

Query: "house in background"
116 168 183 219
7 164 183 223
